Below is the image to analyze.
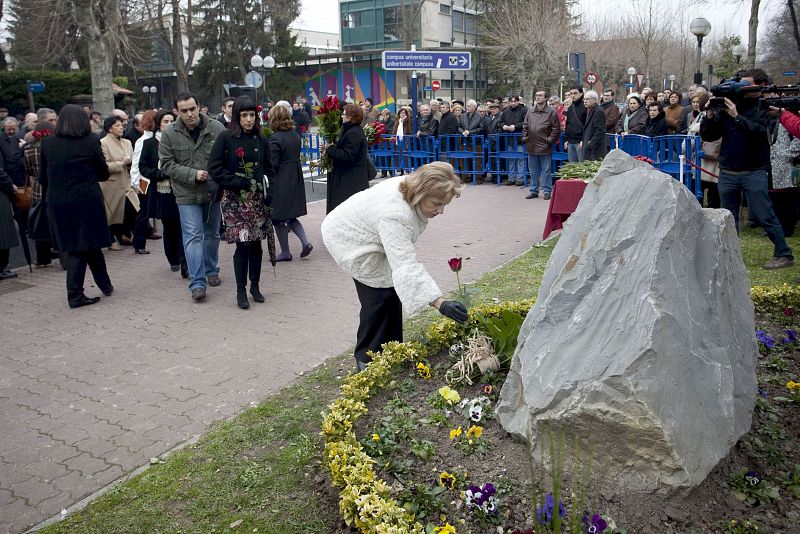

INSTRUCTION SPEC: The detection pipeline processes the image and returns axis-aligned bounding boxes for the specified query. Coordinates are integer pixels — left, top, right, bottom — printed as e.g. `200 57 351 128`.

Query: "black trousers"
66 249 112 306
132 194 150 250
161 217 185 268
0 248 8 270
353 279 403 365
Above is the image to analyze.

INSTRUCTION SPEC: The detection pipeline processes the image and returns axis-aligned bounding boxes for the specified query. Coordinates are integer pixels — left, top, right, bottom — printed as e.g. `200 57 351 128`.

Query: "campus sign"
381 51 472 71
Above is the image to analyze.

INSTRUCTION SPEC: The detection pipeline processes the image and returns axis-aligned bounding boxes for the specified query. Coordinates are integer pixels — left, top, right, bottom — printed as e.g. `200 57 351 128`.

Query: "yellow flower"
449 426 462 440
439 386 461 405
787 380 800 392
372 433 381 442
416 362 431 380
434 523 456 534
438 471 456 490
466 425 483 439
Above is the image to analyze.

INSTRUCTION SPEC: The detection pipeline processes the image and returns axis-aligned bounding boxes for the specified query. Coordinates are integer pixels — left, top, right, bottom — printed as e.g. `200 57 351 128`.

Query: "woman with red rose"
208 97 274 309
268 104 312 261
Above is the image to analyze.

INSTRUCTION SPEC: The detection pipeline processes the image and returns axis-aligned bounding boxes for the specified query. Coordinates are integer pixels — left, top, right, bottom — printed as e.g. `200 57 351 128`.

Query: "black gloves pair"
438 300 468 323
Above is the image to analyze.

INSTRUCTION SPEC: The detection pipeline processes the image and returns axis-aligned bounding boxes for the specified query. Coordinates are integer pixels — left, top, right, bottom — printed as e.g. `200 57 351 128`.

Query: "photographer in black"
700 68 794 270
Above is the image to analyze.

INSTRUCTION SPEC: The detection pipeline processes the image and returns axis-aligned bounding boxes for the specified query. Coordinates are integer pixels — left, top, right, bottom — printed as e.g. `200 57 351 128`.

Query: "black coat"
700 98 770 172
0 161 18 250
269 129 307 220
139 136 180 220
0 133 26 186
326 122 371 214
208 129 272 194
643 111 669 138
39 135 112 252
582 105 608 161
565 97 587 142
418 116 439 137
292 109 311 133
438 112 460 136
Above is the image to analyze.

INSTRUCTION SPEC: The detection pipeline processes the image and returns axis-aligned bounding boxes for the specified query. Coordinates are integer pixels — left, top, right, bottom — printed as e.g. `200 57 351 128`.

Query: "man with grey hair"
581 90 607 161
36 108 57 129
22 112 38 135
429 99 442 122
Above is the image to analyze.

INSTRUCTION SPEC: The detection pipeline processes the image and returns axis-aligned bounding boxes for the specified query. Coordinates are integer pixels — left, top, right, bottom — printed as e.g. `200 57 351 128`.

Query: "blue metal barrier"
369 135 399 174
617 134 652 158
300 133 323 176
487 133 527 186
439 134 486 184
551 133 569 174
401 136 438 171
651 135 703 200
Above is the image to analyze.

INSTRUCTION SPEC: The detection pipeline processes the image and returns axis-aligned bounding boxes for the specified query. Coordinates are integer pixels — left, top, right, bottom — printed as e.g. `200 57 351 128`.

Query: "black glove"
263 189 273 206
438 300 468 323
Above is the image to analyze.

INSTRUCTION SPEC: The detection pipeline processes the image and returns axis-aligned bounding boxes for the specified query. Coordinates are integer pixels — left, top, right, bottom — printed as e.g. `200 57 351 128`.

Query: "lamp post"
559 75 565 101
250 54 275 105
627 67 637 94
668 74 676 91
732 43 745 66
690 18 711 85
142 85 157 109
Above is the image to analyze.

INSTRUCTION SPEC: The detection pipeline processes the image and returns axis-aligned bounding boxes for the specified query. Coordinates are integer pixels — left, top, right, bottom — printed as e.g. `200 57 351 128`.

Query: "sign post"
26 80 45 112
585 71 598 90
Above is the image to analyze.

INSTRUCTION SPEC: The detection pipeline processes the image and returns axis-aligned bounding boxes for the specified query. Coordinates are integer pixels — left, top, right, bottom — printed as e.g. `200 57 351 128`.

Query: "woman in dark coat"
208 96 273 309
269 104 312 261
39 104 113 308
139 109 187 277
581 92 608 161
0 163 20 280
325 102 371 214
643 103 669 137
616 95 648 135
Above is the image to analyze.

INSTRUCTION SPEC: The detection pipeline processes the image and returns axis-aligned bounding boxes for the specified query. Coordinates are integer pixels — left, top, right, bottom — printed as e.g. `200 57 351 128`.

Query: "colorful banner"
303 63 396 112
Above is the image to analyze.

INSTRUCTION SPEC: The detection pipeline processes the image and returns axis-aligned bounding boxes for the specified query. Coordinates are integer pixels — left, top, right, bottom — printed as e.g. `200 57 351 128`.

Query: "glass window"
439 41 451 48
384 7 401 41
465 13 476 34
341 12 362 28
452 10 464 31
439 3 451 15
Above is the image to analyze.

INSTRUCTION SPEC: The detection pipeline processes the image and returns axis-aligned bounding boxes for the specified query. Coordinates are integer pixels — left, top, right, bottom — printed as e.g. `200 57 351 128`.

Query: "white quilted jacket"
321 177 442 316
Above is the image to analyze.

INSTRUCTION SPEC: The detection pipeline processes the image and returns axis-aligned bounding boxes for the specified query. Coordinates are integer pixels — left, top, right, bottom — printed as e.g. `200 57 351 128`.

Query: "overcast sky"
293 0 783 48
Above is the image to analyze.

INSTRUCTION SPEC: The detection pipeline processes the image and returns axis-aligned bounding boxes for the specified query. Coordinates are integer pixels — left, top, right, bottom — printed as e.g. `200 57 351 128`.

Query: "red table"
542 179 588 240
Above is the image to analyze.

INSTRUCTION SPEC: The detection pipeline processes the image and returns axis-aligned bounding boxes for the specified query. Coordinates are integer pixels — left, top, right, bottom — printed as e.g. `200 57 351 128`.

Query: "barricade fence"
303 132 703 199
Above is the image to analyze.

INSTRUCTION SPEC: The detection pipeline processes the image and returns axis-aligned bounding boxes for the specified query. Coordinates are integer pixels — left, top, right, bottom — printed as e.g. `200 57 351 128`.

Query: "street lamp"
732 43 746 66
668 74 676 91
690 18 711 85
627 67 637 94
250 54 275 105
142 85 157 109
559 75 565 101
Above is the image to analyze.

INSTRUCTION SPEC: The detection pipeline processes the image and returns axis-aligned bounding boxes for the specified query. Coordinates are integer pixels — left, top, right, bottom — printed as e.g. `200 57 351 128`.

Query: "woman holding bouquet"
208 96 273 309
324 103 372 213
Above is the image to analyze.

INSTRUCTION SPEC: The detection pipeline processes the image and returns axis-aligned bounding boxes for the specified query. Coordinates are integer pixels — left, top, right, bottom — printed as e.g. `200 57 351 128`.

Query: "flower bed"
322 286 800 533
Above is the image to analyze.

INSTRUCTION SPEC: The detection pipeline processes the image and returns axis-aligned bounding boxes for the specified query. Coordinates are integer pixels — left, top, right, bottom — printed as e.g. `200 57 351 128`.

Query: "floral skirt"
221 190 270 243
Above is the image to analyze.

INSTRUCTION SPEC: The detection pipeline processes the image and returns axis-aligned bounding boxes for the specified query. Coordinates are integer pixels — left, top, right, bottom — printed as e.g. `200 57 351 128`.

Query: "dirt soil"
324 313 800 533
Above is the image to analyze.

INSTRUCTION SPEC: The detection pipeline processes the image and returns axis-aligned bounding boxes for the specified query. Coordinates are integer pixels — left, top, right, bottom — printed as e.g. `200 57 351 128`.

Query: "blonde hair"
399 161 462 208
268 104 295 131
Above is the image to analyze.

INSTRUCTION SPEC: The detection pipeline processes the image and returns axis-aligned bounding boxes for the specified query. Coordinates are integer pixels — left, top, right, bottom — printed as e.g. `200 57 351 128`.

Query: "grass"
39 228 795 533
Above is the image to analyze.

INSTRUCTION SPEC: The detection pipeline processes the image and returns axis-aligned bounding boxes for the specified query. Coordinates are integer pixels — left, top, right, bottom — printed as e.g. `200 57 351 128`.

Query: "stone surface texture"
497 150 758 493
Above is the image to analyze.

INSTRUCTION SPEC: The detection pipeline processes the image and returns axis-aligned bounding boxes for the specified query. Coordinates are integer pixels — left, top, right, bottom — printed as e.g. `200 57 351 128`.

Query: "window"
384 7 401 41
439 41 451 48
452 10 464 31
465 13 476 34
341 12 362 28
439 3 451 15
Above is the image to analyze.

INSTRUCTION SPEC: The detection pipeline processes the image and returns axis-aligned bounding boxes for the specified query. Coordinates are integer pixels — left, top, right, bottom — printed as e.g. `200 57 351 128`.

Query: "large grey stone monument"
497 150 758 492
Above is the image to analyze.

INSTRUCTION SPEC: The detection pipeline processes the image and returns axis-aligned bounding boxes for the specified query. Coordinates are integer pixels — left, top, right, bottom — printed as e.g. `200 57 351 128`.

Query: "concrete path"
0 182 550 533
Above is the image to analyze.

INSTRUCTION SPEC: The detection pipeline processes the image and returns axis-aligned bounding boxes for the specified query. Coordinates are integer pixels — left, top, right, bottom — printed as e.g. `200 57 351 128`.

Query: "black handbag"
28 200 50 241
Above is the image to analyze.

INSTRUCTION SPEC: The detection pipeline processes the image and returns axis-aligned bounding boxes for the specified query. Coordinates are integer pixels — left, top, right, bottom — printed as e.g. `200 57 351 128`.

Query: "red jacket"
781 110 800 138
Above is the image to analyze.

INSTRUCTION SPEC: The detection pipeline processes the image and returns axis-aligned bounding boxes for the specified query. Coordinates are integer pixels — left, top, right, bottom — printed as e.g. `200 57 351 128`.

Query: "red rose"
300 125 307 133
448 257 462 272
256 105 263 112
235 147 245 158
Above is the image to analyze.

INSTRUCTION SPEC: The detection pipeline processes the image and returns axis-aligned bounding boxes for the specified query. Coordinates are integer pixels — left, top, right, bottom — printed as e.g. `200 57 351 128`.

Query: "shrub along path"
0 183 547 534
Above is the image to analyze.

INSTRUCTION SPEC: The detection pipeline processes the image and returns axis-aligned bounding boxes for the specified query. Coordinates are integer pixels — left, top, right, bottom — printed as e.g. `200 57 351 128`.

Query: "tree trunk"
74 0 118 115
171 0 189 93
747 0 761 68
788 0 800 54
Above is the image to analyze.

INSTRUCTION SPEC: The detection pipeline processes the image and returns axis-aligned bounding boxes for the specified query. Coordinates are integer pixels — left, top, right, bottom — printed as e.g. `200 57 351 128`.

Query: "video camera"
709 72 800 111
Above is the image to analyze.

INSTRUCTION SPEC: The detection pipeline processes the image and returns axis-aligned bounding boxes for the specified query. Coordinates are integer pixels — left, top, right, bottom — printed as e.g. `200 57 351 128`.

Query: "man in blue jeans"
522 89 560 200
700 68 793 270
159 93 227 300
564 86 586 163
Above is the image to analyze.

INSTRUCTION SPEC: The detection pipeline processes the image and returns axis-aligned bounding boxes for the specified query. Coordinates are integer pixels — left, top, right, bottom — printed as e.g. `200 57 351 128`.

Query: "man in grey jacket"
159 92 226 301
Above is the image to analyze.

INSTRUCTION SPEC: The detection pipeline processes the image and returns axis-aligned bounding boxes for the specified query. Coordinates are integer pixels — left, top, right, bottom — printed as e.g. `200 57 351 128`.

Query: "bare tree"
787 0 800 53
624 0 670 87
140 0 198 93
479 0 575 97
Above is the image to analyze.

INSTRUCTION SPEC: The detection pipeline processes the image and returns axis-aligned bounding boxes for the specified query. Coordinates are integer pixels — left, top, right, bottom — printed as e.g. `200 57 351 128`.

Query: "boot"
288 220 313 258
249 245 265 303
233 254 249 309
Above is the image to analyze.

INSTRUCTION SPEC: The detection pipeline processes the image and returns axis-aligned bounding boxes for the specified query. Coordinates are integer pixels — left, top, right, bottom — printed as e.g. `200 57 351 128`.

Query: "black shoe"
101 285 114 297
0 269 18 280
250 283 265 303
180 264 189 279
69 295 100 309
237 288 250 309
134 248 150 255
543 192 551 200
300 243 313 259
525 192 539 199
276 254 292 262
170 265 180 272
207 274 221 287
191 287 206 301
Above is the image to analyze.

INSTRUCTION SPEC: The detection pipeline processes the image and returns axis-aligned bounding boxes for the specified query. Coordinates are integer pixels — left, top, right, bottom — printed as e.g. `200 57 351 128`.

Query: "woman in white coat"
321 161 468 371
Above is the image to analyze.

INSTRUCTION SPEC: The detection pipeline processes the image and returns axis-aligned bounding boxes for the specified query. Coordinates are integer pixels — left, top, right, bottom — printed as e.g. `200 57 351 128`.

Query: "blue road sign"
423 86 432 91
382 51 471 71
624 82 635 88
27 81 45 93
783 70 797 77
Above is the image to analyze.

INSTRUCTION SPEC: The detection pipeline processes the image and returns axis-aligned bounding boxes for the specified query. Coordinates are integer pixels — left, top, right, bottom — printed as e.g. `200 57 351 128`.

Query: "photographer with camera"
700 68 794 270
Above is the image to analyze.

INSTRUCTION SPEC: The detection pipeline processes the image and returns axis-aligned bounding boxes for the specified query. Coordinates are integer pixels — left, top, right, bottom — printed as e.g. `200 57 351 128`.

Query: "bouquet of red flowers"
363 120 386 146
312 95 342 172
634 155 654 165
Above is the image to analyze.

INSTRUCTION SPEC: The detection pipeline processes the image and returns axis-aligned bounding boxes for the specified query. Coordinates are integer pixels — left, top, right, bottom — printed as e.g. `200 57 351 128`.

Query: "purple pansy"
583 512 608 533
536 493 566 525
755 330 776 349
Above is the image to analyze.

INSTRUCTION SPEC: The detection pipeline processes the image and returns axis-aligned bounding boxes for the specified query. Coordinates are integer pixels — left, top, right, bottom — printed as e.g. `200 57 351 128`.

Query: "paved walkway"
0 183 550 533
